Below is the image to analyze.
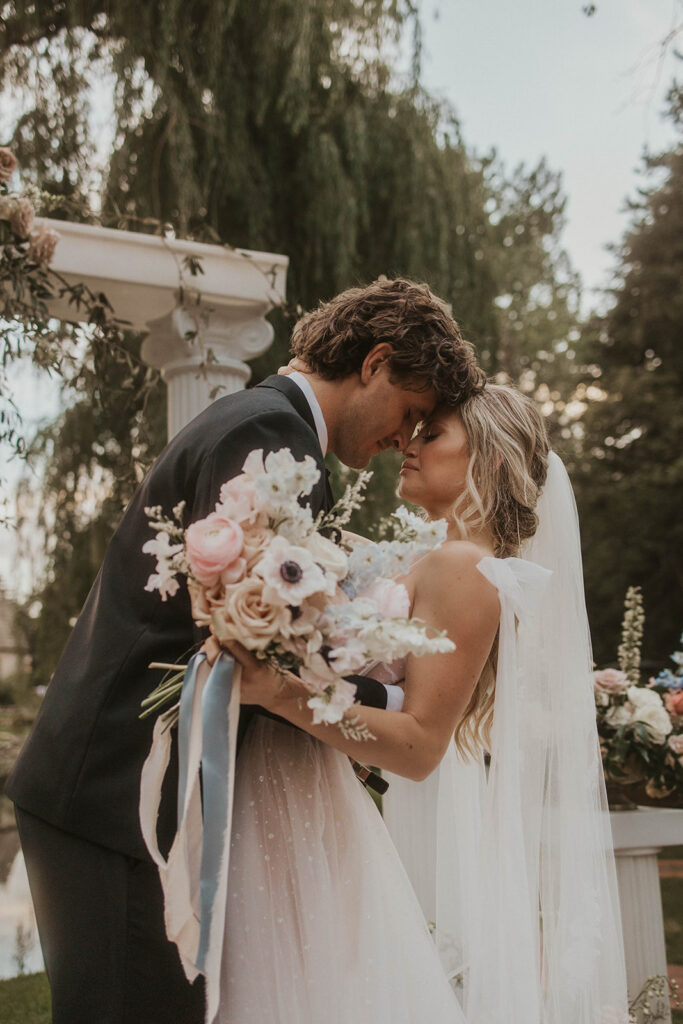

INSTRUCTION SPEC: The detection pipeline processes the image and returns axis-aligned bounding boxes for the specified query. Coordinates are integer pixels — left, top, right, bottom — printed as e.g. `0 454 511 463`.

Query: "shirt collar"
287 371 328 456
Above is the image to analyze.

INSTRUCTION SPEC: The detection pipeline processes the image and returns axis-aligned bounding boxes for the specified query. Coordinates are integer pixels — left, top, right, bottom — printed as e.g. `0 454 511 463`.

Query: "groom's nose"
390 425 412 453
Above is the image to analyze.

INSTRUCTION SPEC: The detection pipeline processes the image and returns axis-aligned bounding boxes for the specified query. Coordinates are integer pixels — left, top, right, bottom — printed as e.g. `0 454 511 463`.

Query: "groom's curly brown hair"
290 277 484 404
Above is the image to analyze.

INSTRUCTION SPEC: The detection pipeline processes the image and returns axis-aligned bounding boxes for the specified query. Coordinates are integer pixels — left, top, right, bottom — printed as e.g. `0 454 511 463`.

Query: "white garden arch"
43 217 288 438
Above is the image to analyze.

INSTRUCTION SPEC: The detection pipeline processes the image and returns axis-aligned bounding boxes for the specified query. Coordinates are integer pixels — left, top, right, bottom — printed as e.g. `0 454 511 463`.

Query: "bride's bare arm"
226 542 500 781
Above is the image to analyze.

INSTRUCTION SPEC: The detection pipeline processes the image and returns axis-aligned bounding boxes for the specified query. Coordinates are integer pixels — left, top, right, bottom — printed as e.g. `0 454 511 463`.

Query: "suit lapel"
255 375 334 512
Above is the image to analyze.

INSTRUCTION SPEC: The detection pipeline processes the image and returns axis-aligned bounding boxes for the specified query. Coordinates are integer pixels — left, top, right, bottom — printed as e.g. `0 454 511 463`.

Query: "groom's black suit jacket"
7 376 387 861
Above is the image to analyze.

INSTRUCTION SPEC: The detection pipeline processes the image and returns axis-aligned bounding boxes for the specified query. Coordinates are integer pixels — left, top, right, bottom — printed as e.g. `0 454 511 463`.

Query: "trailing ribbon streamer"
139 650 242 1024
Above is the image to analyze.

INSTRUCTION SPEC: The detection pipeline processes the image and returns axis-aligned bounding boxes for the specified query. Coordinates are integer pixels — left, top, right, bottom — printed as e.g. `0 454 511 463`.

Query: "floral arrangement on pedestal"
594 586 683 808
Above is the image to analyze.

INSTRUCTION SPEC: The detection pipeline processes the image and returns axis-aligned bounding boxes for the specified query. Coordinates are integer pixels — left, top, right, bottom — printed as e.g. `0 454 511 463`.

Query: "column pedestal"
610 808 683 1022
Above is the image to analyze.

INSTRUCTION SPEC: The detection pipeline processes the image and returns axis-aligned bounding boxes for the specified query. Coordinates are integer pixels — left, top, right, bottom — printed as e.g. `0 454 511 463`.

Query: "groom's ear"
360 342 393 384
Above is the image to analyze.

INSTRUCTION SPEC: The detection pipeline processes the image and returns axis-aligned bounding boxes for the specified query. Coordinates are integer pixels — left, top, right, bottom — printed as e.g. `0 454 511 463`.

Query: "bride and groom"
7 277 628 1023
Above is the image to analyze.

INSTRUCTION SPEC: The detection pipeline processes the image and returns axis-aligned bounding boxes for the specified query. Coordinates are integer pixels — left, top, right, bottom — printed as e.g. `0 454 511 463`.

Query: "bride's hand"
223 640 296 709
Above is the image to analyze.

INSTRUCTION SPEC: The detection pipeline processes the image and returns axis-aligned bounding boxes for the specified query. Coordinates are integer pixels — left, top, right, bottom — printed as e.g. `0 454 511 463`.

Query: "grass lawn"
0 972 50 1024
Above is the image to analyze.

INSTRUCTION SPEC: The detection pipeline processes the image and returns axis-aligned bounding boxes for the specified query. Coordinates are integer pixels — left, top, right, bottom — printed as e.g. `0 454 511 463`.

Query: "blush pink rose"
10 197 34 238
0 148 18 183
361 578 410 619
28 225 60 265
594 668 629 694
665 691 683 717
185 513 244 587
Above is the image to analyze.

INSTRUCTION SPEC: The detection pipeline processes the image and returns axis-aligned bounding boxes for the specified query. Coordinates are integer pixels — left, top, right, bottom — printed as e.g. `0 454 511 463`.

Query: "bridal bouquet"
141 446 453 736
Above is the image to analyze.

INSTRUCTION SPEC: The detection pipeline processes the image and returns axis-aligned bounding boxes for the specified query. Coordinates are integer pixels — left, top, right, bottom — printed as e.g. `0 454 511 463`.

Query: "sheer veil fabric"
383 452 630 1024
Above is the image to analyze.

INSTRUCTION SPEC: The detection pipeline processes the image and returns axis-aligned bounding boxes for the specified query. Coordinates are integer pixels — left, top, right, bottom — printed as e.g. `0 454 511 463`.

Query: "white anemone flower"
256 536 335 605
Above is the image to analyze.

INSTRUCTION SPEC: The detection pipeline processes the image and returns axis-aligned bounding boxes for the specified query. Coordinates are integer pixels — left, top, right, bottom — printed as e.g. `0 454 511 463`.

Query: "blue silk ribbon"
176 649 237 975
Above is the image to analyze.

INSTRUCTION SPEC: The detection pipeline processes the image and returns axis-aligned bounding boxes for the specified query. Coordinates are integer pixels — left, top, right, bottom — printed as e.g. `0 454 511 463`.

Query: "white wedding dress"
219 708 464 1024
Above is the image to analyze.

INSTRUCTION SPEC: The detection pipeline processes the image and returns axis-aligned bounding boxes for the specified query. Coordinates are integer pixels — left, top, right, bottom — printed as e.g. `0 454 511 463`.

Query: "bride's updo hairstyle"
451 383 549 558
450 383 550 756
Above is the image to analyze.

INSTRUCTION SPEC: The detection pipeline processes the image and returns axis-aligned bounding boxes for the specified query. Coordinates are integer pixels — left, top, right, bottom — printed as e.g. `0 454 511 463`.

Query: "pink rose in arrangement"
594 668 629 694
665 691 683 717
0 148 17 183
185 513 245 587
360 578 410 620
28 225 60 265
10 197 34 238
667 734 683 756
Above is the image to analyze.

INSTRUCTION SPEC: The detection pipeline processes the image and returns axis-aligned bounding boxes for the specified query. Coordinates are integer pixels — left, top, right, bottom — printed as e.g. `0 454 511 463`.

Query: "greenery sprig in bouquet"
142 447 453 739
594 587 683 803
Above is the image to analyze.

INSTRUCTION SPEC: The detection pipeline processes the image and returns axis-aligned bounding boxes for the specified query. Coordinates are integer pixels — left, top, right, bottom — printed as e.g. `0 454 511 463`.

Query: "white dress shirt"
286 371 404 713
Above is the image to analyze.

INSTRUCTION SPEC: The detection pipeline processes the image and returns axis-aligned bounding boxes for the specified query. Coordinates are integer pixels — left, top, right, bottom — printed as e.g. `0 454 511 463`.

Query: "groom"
7 277 483 1024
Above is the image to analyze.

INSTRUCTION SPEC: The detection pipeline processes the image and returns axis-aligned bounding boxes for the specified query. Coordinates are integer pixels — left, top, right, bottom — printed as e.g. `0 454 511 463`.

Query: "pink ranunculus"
10 197 34 238
0 148 18 183
185 513 244 587
28 225 60 265
360 578 410 620
593 668 629 694
665 691 683 717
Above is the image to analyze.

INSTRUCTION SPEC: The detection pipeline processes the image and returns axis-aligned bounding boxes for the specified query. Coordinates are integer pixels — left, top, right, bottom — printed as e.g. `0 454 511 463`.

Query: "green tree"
572 82 683 665
1 0 580 679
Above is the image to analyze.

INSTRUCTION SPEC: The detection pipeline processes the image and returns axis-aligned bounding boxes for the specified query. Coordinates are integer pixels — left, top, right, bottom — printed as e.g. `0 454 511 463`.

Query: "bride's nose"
402 435 419 458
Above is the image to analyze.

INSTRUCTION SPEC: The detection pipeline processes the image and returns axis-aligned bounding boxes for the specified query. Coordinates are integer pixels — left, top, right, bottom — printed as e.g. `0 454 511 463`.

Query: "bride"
218 383 629 1024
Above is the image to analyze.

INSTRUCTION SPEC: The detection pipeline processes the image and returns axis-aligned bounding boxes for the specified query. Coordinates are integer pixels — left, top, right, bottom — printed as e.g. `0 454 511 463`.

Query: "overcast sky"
419 0 681 310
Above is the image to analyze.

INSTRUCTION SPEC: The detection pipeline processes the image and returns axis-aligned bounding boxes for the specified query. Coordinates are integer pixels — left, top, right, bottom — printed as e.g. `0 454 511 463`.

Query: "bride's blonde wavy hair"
447 383 549 758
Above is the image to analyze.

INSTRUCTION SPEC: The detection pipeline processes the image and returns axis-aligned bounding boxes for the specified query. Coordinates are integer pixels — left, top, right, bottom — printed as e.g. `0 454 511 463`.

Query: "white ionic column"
141 307 274 439
610 808 683 1023
614 847 670 1023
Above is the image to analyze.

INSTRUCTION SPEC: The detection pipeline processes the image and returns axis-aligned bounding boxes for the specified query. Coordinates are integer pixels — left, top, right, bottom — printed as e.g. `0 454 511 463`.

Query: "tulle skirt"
219 716 465 1024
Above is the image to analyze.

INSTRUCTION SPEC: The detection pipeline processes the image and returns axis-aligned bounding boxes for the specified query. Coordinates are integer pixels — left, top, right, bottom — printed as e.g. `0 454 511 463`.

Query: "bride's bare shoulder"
411 540 499 618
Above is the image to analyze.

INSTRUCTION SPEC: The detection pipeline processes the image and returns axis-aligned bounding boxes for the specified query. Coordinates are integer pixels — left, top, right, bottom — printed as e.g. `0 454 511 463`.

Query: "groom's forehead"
402 386 438 417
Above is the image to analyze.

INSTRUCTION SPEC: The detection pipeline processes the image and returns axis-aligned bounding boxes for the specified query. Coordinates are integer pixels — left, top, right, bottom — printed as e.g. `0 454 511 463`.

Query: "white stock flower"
241 449 266 478
327 640 367 674
306 678 358 725
142 532 183 561
144 572 180 602
264 449 320 496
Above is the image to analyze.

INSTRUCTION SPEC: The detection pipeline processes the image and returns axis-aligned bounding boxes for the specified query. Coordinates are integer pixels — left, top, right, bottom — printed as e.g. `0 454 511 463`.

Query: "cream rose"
306 532 348 582
241 526 272 571
211 576 290 651
626 685 663 709
631 702 672 745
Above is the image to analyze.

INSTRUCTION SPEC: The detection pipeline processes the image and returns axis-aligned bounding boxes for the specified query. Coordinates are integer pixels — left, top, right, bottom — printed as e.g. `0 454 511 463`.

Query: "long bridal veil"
383 452 630 1024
